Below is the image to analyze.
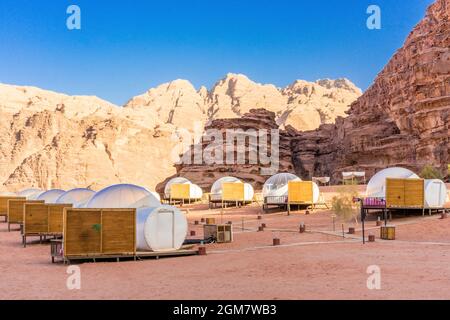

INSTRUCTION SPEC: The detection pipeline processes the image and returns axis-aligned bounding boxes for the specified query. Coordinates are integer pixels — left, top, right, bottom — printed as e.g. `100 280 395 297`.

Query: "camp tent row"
163 174 325 212
2 184 189 259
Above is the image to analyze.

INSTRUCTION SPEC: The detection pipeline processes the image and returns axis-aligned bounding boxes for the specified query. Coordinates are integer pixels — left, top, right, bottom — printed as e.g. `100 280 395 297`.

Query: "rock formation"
157 109 295 192
0 74 359 192
159 0 450 189
125 73 361 131
291 0 450 182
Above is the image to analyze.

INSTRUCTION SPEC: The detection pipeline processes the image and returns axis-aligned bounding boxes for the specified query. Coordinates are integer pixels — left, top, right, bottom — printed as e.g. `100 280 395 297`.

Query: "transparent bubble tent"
86 184 160 209
210 176 254 202
56 188 96 208
37 189 66 203
366 167 419 198
424 179 447 208
263 173 301 203
17 188 44 200
164 177 203 200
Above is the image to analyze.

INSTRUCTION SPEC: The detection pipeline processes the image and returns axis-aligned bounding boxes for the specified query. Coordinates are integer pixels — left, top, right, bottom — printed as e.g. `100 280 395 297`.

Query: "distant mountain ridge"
0 74 361 191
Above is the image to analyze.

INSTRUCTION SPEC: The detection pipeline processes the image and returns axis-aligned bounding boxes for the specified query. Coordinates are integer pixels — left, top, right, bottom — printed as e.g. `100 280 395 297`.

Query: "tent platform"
51 242 200 264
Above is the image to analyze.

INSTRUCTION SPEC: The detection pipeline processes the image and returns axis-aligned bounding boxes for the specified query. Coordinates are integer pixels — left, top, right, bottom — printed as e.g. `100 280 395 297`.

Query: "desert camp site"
0 166 449 266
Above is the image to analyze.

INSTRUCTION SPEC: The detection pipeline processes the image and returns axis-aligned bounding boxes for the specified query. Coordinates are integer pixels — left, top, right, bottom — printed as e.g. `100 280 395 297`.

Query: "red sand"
1 189 450 300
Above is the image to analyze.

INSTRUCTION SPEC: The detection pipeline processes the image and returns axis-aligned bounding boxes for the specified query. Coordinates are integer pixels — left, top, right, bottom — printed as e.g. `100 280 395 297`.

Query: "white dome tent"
164 177 203 202
86 184 160 209
37 189 66 203
366 167 419 198
424 179 447 209
164 177 191 198
56 188 96 208
150 191 161 202
263 173 301 204
17 188 43 200
136 205 188 252
209 176 254 203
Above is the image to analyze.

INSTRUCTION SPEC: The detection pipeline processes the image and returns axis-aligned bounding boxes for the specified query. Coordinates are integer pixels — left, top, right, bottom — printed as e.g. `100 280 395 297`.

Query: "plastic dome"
211 176 242 194
136 205 188 252
56 188 96 208
311 182 321 204
263 173 301 198
366 167 419 198
17 188 43 200
86 184 160 209
424 179 448 208
189 184 203 199
150 191 161 202
37 189 66 203
210 176 254 201
164 177 191 198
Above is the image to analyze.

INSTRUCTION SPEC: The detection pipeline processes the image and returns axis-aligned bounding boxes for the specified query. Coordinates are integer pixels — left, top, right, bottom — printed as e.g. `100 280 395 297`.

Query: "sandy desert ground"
1 186 450 300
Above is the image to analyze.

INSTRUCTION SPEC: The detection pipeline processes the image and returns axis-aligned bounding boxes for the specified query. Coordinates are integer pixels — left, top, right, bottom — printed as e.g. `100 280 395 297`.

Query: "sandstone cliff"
291 0 450 182
158 0 450 190
0 73 359 192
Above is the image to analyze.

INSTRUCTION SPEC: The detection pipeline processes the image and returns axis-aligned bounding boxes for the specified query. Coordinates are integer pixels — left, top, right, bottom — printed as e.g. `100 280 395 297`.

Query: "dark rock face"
291 0 450 182
157 109 295 193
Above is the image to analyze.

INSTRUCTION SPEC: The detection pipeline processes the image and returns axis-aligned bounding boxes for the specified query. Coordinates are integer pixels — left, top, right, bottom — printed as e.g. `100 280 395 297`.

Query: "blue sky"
0 0 434 105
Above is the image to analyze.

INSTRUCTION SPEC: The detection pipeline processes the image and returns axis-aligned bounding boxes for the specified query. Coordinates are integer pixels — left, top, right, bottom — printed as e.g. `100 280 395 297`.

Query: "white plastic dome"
86 184 160 209
136 205 188 252
164 177 191 198
366 167 419 198
17 188 43 200
37 189 66 203
211 176 241 194
56 188 96 208
210 176 254 201
263 173 301 198
189 184 203 199
312 182 321 204
424 179 447 208
150 191 161 202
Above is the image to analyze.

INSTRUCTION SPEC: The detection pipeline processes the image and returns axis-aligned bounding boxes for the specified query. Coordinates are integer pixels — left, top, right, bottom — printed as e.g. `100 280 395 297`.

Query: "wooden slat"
64 209 102 256
8 200 44 224
171 184 190 199
404 179 424 207
1 196 25 216
64 208 136 258
24 203 48 234
386 179 405 208
386 178 424 208
101 209 136 254
288 181 313 204
222 183 245 201
48 204 73 233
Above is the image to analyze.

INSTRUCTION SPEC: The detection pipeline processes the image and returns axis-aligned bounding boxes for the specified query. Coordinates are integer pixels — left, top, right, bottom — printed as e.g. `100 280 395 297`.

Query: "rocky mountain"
0 74 360 192
156 109 295 192
158 0 450 189
291 0 450 182
125 73 361 131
